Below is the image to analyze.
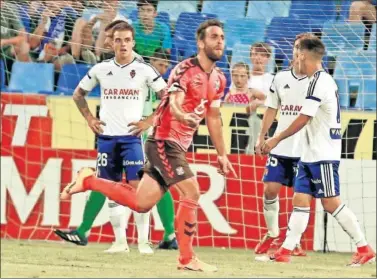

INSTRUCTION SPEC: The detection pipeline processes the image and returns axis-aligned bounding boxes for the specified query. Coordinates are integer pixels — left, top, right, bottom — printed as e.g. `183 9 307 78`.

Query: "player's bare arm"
255 107 278 154
73 86 106 134
207 107 237 178
262 114 311 154
170 91 201 128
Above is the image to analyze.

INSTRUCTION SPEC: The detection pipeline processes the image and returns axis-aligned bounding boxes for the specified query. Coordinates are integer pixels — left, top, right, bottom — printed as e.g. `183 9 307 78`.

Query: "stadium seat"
0 59 6 90
355 79 377 110
338 0 352 20
171 12 218 62
265 17 310 61
321 21 365 55
128 9 171 27
82 8 103 21
157 1 198 22
8 62 54 93
202 0 246 21
224 19 266 49
247 1 291 24
55 64 100 96
17 3 31 33
368 24 376 51
118 0 137 16
230 43 275 73
289 0 337 32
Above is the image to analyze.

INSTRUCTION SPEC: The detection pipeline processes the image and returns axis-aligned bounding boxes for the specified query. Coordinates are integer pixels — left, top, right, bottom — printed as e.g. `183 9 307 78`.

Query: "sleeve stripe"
87 73 92 79
306 95 321 102
153 75 162 82
270 88 275 93
307 72 321 97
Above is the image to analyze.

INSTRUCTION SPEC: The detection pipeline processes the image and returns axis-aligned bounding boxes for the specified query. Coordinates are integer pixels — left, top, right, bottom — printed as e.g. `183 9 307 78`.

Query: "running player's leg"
316 162 375 266
156 191 177 249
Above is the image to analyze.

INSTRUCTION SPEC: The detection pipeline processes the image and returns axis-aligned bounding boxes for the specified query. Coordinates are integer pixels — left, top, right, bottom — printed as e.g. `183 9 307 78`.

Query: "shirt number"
97 153 108 167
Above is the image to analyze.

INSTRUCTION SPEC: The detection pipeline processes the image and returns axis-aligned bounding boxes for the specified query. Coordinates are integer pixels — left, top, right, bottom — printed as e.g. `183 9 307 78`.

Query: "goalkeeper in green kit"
141 49 178 250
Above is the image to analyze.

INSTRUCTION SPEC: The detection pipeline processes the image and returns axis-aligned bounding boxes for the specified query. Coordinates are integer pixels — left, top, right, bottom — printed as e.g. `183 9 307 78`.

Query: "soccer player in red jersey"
60 19 236 272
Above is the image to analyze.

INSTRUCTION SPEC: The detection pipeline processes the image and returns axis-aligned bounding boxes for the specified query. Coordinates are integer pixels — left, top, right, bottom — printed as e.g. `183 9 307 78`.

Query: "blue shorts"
96 135 144 182
262 155 299 187
294 161 340 198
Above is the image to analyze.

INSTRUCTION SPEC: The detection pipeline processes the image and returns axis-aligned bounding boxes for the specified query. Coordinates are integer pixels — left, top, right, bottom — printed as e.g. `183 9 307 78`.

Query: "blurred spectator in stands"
348 0 376 49
225 62 251 104
0 0 30 63
71 0 131 62
149 48 170 96
133 0 172 60
28 1 81 71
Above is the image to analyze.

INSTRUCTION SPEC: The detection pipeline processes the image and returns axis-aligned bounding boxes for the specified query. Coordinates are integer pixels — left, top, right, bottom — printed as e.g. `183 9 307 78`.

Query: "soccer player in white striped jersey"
259 36 375 265
254 33 314 256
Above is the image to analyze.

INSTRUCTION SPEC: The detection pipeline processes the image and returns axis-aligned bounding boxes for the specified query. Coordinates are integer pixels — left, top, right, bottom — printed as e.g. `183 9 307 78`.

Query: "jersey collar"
113 57 136 68
291 68 307 81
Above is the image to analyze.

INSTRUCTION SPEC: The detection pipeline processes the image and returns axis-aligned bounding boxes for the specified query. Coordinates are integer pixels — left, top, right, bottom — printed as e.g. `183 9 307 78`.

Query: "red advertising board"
1 93 315 250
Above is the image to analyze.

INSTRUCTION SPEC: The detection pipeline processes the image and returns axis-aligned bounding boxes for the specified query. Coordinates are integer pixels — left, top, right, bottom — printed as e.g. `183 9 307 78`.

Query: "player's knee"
264 183 280 200
321 196 341 214
292 193 311 207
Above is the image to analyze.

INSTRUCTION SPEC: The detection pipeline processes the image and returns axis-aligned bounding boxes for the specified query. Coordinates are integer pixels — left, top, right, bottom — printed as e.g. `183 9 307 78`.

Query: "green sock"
156 190 175 241
76 191 106 238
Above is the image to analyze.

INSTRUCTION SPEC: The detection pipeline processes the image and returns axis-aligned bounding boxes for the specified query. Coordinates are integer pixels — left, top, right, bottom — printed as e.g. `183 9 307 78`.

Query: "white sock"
282 207 310 251
134 211 151 244
332 204 367 247
108 201 127 243
264 196 280 237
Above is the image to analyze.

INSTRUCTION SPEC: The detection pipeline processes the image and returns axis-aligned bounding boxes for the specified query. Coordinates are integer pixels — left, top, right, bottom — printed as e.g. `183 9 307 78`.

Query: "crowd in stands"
0 0 376 113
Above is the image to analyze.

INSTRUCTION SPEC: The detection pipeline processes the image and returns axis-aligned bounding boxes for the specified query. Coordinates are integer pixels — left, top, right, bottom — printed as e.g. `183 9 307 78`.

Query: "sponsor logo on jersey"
103 88 140 100
194 99 208 115
130 69 136 78
280 104 302 116
124 160 144 166
311 178 322 184
330 128 342 139
176 166 185 175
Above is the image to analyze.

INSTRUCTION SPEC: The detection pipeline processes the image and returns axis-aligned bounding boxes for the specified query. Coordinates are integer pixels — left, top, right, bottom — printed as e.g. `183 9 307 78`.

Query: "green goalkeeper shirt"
142 88 157 142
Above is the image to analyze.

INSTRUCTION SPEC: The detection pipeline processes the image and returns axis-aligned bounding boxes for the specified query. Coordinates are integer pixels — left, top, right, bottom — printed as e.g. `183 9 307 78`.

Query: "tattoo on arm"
73 87 94 121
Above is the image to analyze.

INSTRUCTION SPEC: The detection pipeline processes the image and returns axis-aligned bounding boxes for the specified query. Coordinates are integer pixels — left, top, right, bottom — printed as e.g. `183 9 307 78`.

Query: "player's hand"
182 113 202 129
87 117 106 134
261 137 279 155
217 155 238 178
246 101 258 115
255 136 265 155
128 120 151 137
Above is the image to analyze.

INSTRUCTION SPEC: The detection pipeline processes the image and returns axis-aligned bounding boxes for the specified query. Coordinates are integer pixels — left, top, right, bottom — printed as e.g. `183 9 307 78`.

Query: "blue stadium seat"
224 19 266 49
265 17 310 61
355 79 376 110
17 3 31 33
9 62 54 93
289 0 337 32
55 64 100 96
247 1 291 24
230 43 275 73
0 59 6 90
368 24 376 51
128 9 171 27
172 12 218 62
157 1 197 21
321 21 365 55
82 8 102 21
338 0 352 20
202 1 246 21
118 0 137 16
334 51 376 108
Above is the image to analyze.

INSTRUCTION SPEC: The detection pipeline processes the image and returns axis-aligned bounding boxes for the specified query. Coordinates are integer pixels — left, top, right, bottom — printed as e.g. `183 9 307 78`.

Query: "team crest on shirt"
176 166 185 176
130 70 136 78
214 79 220 91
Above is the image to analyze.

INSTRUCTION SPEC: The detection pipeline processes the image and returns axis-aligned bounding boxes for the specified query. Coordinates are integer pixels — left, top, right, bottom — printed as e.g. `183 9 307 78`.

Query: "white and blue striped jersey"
300 70 341 163
266 68 308 158
79 57 166 136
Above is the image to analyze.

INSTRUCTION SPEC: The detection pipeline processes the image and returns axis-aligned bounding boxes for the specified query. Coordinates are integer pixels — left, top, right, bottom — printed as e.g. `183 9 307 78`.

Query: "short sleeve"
167 64 190 94
265 76 279 109
301 74 325 117
79 65 99 92
145 63 166 92
161 23 172 50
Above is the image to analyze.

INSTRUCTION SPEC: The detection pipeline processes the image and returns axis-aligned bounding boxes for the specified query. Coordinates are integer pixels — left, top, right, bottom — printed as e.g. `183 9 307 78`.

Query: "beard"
204 46 223 62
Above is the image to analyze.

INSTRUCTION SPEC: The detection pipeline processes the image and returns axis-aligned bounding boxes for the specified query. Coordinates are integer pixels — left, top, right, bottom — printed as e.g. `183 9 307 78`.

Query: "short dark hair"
298 37 326 58
231 62 250 77
250 42 272 58
196 19 223 41
105 20 128 32
111 22 135 40
137 0 158 10
151 48 170 61
294 32 317 45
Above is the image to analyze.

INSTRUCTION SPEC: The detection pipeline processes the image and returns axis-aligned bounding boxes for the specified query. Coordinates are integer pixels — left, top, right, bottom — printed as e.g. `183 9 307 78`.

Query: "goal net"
1 0 376 253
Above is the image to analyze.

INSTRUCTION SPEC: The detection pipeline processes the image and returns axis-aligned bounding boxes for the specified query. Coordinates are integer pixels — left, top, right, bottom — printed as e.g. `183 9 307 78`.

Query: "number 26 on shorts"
97 153 108 167
266 156 278 167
